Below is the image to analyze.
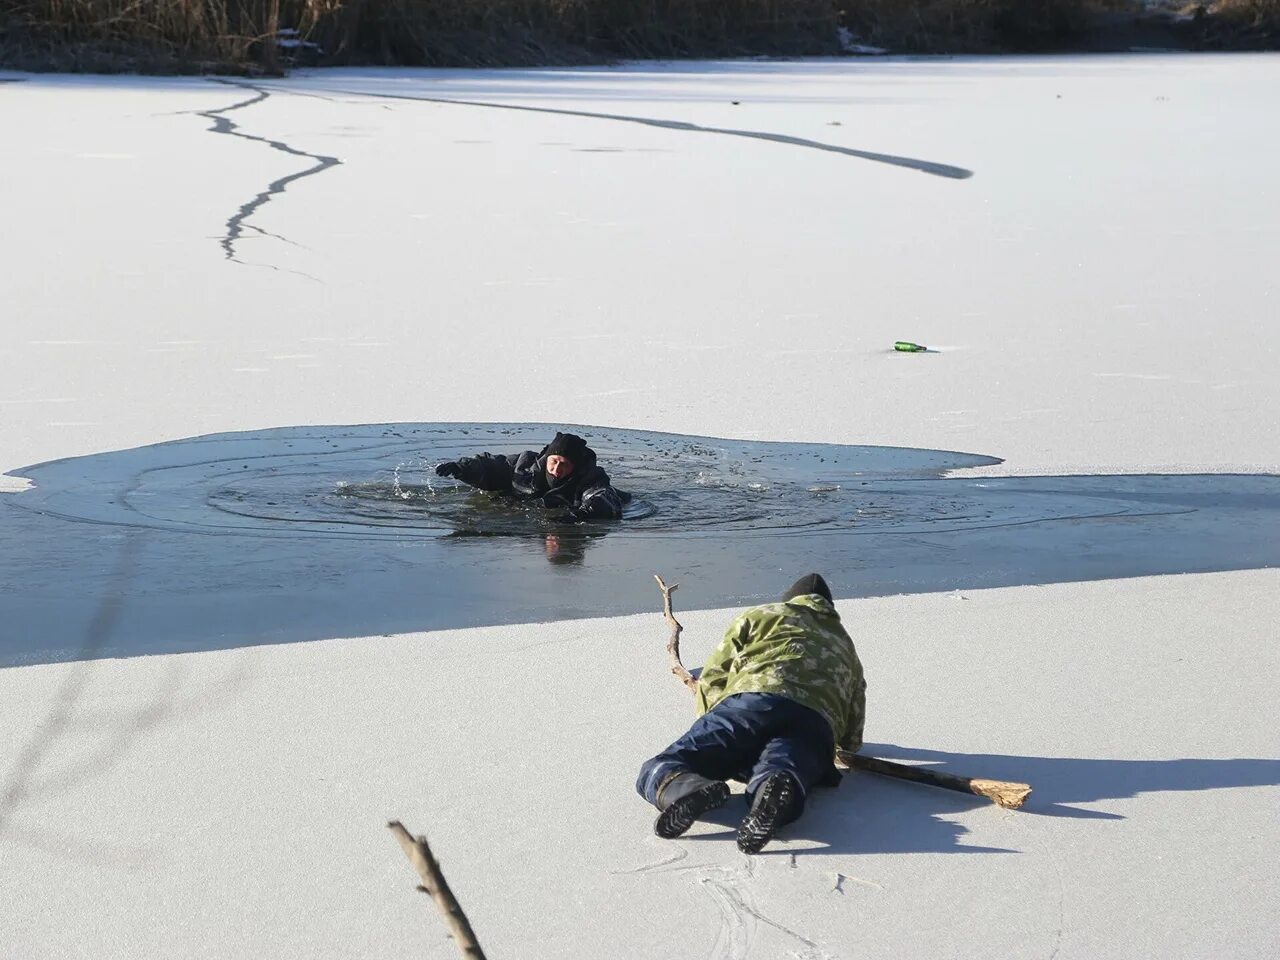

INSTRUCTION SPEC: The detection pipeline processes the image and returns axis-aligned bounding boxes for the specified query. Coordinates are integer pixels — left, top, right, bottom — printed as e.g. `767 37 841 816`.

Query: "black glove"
554 508 587 523
435 461 461 478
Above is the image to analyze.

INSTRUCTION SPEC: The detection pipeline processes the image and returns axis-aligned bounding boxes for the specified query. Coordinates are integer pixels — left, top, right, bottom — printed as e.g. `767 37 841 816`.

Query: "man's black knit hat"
782 573 832 603
544 432 590 465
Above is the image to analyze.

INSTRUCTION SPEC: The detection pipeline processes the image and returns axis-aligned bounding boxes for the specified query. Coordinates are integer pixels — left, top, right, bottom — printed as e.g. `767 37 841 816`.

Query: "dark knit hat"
782 573 832 603
544 432 590 466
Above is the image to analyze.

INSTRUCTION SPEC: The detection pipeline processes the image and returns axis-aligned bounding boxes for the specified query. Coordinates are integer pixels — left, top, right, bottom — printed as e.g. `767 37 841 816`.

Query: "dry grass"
840 0 1129 52
316 0 843 64
1211 0 1280 30
0 0 844 71
0 0 1273 72
0 0 310 71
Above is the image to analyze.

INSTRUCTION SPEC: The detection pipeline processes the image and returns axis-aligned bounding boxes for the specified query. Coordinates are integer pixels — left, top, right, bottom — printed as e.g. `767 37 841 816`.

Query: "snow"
2 55 1279 959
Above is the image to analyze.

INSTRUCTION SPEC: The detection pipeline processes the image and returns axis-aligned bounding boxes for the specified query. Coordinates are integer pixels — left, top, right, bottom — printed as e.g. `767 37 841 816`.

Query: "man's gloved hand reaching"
435 461 462 479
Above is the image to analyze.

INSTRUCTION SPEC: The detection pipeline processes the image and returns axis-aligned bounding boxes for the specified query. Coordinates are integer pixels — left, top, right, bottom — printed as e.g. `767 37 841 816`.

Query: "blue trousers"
637 693 837 817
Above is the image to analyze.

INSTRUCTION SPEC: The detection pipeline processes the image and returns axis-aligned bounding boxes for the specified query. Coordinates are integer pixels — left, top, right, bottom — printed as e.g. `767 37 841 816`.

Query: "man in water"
435 431 626 521
636 573 866 854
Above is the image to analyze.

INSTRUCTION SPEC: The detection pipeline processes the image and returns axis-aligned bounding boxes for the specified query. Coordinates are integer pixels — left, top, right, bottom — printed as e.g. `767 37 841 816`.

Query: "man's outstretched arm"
435 451 520 491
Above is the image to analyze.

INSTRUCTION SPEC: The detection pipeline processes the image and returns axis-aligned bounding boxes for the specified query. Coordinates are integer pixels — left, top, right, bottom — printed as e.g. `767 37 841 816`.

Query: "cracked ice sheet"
2 571 1278 959
2 58 1280 479
1 57 1279 960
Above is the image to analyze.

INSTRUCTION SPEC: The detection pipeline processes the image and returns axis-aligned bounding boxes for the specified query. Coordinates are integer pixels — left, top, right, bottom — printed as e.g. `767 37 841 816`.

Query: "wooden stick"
651 573 1032 810
654 574 699 692
388 821 487 960
837 752 1031 810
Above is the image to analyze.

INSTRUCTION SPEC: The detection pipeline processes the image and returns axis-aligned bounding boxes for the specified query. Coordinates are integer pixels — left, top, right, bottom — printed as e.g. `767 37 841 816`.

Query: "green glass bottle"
894 341 927 352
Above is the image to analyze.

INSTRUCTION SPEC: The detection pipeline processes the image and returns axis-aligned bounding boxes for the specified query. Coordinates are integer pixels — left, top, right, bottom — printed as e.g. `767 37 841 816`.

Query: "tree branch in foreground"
651 573 1032 810
836 752 1032 810
388 820 488 960
653 574 699 692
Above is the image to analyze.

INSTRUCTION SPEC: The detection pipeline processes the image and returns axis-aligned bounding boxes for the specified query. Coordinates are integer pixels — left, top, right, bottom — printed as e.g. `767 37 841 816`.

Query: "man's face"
546 454 574 480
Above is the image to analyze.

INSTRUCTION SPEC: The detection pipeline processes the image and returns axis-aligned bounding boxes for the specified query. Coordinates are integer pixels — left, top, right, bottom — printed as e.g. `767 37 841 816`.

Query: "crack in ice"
256 82 973 180
194 80 341 273
609 847 690 875
700 863 836 960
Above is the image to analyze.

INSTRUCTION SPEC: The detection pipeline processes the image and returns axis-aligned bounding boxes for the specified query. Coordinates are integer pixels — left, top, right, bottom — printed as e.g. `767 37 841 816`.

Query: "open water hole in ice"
3 423 1279 664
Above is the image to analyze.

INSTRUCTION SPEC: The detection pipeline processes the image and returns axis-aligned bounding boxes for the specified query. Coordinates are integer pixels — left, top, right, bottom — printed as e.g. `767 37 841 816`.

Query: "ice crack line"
256 82 972 180
195 80 341 275
701 863 836 960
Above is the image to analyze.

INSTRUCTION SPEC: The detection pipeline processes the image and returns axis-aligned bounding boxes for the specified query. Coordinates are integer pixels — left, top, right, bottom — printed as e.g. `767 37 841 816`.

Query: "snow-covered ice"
1 55 1279 959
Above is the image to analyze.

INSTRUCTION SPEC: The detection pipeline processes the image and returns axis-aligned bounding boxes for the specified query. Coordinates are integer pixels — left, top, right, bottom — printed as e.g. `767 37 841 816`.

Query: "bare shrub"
1211 0 1280 31
0 0 1272 72
0 0 842 70
0 0 337 71
840 0 1124 52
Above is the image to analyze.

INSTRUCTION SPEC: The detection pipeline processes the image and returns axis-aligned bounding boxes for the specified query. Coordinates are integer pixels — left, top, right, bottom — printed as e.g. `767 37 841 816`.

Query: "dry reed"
1211 0 1280 31
0 0 1273 73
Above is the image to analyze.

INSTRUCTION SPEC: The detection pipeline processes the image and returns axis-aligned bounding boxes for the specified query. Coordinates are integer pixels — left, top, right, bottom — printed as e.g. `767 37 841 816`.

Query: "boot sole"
737 775 797 854
654 781 730 839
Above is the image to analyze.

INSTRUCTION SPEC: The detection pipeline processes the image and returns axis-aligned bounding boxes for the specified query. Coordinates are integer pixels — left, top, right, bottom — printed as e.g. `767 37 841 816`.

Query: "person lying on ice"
636 573 866 854
434 431 627 521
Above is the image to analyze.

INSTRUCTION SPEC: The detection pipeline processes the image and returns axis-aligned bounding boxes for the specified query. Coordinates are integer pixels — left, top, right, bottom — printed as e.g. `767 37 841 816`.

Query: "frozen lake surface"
2 55 1278 960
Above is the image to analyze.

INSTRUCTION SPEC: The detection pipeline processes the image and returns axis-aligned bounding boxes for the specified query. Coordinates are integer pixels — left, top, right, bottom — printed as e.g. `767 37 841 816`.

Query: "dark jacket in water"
434 432 627 520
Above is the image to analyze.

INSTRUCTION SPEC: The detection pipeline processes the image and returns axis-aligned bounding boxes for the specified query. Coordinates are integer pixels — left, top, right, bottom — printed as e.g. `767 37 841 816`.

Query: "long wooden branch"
652 573 1031 810
388 821 487 960
837 752 1031 810
654 574 699 692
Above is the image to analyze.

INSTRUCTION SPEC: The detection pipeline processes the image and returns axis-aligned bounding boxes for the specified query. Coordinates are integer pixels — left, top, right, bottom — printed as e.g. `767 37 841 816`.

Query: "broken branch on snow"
836 752 1032 810
388 820 488 959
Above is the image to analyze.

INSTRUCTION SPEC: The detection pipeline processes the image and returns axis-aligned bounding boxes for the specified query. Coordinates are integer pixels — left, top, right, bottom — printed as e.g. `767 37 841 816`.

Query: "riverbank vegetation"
0 0 1275 74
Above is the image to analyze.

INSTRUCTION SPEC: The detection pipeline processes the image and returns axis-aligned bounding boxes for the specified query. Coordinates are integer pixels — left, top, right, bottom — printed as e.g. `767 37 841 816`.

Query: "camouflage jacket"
694 595 866 753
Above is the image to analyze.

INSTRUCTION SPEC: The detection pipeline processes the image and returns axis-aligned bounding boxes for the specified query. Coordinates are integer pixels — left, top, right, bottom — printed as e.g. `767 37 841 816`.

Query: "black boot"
654 773 730 840
737 773 799 854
